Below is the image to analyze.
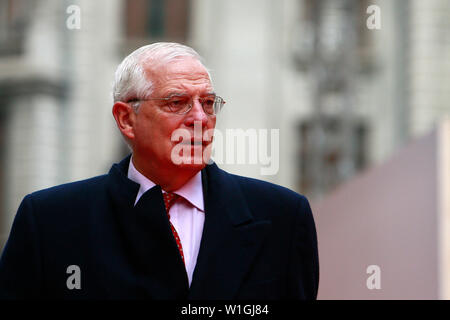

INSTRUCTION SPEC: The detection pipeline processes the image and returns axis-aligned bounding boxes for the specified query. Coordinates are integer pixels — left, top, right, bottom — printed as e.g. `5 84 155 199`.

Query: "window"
125 0 191 41
0 0 34 56
298 117 367 198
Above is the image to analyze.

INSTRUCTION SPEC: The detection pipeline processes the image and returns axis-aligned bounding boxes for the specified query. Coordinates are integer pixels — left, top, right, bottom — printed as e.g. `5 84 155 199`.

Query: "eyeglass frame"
126 93 226 115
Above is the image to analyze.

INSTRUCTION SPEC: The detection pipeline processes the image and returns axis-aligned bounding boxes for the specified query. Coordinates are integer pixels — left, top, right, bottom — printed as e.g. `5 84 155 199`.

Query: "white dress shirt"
127 159 205 287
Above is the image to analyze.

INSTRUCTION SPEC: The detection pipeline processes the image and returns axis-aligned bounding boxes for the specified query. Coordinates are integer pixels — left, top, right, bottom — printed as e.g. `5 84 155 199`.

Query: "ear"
112 102 136 141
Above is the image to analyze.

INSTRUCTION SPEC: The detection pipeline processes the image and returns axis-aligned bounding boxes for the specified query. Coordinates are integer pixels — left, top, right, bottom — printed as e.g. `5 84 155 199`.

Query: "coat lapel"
188 163 272 299
106 156 271 299
106 156 189 298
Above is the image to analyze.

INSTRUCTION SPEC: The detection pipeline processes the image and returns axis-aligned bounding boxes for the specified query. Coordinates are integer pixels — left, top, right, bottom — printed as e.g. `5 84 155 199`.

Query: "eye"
167 95 190 113
202 97 215 106
170 97 188 105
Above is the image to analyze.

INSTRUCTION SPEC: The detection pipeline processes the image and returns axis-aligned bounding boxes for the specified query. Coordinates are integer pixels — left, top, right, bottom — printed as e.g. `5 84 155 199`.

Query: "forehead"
145 57 213 95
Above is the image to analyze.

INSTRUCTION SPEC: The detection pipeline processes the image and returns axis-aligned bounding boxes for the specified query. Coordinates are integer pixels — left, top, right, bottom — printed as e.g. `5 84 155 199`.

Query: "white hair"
112 42 211 104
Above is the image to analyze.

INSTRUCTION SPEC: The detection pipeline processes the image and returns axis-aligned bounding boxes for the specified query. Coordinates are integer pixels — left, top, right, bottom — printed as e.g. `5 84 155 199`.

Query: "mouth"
178 139 210 146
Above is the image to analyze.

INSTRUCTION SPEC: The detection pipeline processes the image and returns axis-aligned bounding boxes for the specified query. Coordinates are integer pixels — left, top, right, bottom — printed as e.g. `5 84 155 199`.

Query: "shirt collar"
127 157 204 211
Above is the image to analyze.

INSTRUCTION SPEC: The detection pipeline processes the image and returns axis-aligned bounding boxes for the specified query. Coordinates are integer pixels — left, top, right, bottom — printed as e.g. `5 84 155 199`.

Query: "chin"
174 158 208 171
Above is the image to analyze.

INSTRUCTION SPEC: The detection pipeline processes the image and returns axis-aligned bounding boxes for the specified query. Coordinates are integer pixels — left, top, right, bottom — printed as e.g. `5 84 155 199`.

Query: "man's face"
131 57 216 173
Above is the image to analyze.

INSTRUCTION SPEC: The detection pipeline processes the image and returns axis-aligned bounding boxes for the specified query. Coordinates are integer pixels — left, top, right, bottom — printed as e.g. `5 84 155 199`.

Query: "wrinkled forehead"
144 57 212 88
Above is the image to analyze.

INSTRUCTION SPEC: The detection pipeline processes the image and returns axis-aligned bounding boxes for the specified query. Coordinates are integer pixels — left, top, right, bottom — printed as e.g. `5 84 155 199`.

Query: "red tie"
163 192 185 264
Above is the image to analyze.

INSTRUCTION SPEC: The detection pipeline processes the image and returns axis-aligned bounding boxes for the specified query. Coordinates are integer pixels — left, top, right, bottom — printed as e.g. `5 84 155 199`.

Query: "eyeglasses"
127 93 226 115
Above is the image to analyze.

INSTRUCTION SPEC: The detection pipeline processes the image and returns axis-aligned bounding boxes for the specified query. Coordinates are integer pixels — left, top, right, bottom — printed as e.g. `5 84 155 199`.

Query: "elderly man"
0 43 319 299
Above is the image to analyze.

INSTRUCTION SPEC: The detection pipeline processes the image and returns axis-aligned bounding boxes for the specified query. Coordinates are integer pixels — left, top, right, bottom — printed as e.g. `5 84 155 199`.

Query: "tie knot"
163 192 179 214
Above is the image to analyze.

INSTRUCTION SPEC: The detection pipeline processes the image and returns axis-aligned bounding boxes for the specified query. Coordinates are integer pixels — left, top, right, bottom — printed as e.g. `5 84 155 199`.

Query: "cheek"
208 117 217 129
162 120 185 143
142 113 175 137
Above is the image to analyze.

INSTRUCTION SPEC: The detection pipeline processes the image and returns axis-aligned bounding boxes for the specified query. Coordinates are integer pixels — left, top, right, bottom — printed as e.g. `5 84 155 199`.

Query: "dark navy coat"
0 156 319 299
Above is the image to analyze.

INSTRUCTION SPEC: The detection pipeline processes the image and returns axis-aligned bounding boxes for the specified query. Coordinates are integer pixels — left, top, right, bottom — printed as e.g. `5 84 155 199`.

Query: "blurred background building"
0 0 449 299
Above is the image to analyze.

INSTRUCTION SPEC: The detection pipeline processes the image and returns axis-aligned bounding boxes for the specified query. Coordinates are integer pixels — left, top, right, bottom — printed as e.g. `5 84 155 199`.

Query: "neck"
131 155 202 192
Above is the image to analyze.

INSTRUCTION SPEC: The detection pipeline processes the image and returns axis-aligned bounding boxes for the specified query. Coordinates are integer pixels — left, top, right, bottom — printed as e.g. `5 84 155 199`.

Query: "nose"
183 97 209 127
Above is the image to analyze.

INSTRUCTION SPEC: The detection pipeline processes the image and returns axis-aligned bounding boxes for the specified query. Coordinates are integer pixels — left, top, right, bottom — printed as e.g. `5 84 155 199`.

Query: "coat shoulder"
229 172 307 205
221 171 312 223
29 174 109 203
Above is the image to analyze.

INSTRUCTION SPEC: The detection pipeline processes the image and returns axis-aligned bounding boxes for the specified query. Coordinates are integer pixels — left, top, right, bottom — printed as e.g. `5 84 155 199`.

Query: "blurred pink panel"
313 130 438 299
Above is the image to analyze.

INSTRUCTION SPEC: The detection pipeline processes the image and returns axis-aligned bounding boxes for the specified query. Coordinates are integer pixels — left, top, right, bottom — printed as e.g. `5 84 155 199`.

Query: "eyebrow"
165 91 216 98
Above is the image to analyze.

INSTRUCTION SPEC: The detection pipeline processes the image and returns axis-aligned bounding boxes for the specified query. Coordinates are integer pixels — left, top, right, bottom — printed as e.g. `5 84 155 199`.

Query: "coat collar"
106 155 272 299
106 155 189 298
189 161 272 299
